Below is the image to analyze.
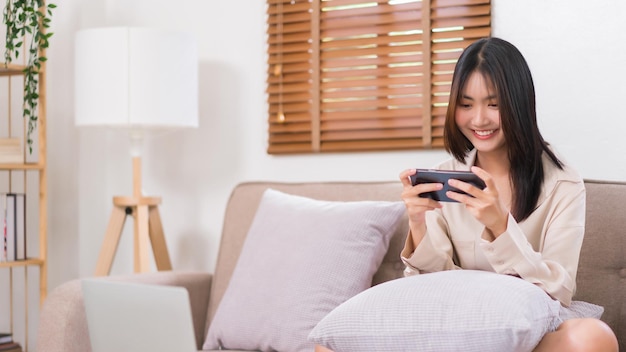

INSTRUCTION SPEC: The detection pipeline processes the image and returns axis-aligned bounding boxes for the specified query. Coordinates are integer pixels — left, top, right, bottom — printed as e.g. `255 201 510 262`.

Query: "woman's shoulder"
540 150 585 204
543 149 583 185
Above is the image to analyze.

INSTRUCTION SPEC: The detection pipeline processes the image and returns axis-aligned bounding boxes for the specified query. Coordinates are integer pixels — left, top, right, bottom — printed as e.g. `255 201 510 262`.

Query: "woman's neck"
475 150 510 177
475 149 514 209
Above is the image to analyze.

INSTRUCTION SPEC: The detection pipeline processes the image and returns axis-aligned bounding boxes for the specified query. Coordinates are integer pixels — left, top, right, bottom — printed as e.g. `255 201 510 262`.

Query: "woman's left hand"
446 166 510 238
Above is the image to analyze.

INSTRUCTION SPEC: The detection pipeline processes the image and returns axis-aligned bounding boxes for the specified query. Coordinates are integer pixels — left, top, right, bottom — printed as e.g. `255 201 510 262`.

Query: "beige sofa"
37 180 626 351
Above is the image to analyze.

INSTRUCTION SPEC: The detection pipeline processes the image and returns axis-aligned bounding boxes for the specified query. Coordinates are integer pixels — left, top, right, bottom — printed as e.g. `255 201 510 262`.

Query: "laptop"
82 279 198 352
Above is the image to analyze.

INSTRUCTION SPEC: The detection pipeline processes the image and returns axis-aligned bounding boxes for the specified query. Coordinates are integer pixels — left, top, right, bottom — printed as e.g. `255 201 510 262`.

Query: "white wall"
492 0 626 179
43 0 626 293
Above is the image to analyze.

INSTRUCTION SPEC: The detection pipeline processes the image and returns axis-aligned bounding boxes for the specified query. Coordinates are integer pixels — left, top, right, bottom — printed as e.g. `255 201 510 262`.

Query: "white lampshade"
74 27 198 130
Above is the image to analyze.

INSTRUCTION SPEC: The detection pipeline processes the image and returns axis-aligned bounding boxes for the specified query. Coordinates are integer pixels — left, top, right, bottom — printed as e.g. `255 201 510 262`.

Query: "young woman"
398 37 618 351
315 37 617 352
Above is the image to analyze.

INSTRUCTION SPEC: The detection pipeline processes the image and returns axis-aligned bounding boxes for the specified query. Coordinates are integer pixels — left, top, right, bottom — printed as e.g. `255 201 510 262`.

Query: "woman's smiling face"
455 71 506 155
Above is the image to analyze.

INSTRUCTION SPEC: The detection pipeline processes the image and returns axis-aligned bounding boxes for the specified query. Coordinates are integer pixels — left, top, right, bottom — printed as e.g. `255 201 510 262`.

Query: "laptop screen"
82 279 198 352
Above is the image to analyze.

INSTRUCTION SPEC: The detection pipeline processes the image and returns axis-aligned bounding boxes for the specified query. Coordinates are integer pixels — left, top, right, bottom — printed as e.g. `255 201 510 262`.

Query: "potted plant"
2 0 55 154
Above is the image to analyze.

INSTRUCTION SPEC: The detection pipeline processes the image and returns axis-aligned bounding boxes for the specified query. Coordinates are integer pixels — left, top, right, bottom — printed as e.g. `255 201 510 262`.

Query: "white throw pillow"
309 270 563 352
203 188 406 352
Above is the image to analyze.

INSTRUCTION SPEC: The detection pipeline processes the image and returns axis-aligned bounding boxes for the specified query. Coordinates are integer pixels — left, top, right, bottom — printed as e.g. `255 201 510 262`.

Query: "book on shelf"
6 194 15 261
0 333 11 344
2 195 5 261
15 194 25 260
0 335 21 352
1 193 26 262
2 194 10 262
0 342 22 352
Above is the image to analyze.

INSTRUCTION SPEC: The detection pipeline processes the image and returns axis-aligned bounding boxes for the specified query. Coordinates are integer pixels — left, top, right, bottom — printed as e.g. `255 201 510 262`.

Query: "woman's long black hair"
443 37 563 221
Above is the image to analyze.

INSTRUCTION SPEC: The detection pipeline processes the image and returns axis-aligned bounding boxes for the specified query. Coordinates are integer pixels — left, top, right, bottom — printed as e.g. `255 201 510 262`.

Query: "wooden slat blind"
267 0 491 154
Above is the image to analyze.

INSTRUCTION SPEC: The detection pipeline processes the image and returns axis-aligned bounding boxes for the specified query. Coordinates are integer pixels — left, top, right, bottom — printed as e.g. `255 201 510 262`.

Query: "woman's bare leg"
534 318 618 352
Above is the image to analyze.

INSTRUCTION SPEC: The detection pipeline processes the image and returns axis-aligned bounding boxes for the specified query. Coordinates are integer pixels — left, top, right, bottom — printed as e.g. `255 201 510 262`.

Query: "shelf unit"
0 51 48 352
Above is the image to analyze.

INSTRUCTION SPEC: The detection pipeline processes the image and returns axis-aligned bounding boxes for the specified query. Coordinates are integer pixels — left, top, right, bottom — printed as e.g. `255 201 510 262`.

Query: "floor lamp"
74 27 199 276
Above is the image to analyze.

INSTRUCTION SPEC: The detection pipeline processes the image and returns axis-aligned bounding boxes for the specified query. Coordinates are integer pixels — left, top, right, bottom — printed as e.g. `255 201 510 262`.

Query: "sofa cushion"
203 188 406 352
309 270 563 352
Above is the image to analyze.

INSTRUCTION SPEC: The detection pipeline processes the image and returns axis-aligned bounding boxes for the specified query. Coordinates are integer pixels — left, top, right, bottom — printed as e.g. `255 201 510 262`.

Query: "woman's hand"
445 166 509 239
399 169 443 247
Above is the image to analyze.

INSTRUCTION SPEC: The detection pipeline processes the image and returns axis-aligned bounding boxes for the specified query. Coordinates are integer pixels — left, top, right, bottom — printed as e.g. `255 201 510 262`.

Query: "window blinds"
267 0 491 154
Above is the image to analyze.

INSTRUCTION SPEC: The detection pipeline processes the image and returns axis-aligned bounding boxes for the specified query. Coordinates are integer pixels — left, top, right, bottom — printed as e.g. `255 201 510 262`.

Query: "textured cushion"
203 188 406 352
559 300 603 320
309 270 563 352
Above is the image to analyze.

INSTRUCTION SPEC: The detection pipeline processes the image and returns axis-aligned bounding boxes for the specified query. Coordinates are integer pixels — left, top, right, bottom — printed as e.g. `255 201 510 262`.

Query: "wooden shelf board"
0 162 43 170
0 63 27 77
0 258 45 268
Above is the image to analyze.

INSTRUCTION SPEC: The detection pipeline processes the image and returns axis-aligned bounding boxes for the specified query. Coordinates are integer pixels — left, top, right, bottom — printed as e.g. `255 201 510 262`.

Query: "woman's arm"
399 169 459 274
479 181 585 306
400 209 461 274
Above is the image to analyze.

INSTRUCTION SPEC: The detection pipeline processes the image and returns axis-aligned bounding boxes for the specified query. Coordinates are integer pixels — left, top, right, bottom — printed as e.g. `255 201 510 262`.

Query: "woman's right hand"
399 169 443 248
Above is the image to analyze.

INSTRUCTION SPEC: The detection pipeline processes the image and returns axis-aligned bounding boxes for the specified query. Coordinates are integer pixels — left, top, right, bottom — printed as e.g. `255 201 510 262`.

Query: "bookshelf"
0 51 48 352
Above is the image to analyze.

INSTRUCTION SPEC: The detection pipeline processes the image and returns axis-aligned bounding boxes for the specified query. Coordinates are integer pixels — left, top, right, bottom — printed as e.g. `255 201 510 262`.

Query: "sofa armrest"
36 271 212 352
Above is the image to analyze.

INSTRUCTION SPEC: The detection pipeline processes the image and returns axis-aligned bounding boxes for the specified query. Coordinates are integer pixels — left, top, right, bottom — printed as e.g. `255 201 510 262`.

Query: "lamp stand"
94 136 172 276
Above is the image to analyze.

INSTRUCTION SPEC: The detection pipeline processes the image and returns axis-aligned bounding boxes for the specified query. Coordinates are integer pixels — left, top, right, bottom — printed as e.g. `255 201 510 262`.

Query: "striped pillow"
309 270 562 352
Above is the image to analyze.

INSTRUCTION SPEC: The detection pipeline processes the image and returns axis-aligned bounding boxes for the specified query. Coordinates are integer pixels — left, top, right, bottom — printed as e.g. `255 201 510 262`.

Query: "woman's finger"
399 169 417 187
470 166 496 191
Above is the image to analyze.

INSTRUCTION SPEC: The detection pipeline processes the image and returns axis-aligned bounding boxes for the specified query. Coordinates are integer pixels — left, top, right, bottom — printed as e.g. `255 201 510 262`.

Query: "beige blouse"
401 149 586 306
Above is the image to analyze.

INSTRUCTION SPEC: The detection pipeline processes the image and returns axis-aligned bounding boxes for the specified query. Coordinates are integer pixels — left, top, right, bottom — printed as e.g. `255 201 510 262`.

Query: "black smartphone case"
410 169 486 202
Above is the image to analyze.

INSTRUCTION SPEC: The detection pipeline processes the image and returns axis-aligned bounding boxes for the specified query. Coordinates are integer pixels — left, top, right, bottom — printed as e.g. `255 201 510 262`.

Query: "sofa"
37 180 626 351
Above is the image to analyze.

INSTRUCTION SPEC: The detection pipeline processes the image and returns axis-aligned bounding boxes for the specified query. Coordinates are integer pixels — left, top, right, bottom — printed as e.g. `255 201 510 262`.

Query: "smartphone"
409 169 486 202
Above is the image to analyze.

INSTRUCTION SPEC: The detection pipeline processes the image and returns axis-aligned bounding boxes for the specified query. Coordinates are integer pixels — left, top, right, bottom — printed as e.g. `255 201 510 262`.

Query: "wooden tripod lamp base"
94 156 173 276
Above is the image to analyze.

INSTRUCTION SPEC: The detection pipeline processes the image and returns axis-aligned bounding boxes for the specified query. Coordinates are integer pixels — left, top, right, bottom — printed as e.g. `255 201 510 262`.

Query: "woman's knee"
553 318 618 351
314 344 334 352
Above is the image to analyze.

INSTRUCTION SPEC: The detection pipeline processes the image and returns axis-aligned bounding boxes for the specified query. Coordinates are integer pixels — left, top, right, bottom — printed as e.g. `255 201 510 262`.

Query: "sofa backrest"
206 179 626 349
574 179 626 349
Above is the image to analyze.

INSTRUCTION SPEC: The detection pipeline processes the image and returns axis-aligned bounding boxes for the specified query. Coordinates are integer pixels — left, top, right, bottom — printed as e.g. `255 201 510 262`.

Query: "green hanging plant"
3 0 55 154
